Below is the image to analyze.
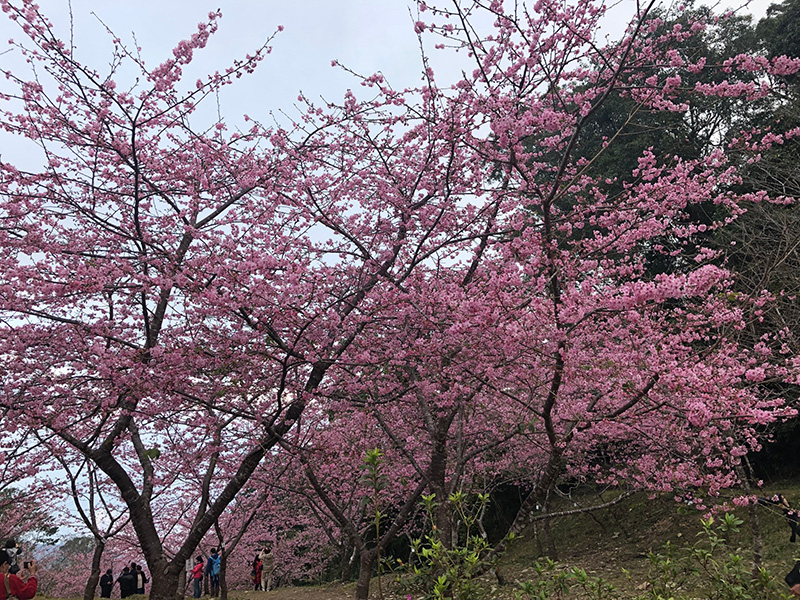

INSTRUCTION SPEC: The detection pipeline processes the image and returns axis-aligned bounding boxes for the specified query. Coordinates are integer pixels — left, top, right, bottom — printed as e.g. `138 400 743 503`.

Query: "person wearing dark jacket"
135 564 148 595
0 550 37 600
99 569 114 598
117 567 136 598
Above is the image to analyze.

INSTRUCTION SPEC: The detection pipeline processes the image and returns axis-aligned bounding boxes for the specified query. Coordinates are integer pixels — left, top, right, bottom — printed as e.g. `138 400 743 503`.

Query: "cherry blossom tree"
2 1 800 599
285 411 429 600
0 1 494 599
0 431 57 543
36 437 132 600
305 0 800 586
402 0 800 565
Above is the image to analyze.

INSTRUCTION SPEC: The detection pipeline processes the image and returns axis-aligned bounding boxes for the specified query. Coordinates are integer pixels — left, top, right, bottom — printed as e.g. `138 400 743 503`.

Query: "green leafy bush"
401 492 495 600
638 513 790 600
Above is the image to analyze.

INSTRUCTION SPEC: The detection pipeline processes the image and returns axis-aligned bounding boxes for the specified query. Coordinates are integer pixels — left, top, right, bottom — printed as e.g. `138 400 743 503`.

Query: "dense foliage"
0 0 798 598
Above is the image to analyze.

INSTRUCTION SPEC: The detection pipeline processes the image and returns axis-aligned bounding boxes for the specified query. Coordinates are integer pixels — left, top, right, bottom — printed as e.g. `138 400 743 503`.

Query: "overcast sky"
0 0 776 132
0 1 432 127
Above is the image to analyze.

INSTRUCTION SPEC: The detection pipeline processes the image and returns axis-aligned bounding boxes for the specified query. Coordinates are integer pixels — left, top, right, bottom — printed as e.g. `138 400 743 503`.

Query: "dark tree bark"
83 538 105 600
175 563 186 600
219 553 228 600
355 550 377 600
339 541 354 581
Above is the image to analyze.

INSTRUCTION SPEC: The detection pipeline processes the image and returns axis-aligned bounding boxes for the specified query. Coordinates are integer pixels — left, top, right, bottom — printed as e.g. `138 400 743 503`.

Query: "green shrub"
400 492 495 600
638 513 790 600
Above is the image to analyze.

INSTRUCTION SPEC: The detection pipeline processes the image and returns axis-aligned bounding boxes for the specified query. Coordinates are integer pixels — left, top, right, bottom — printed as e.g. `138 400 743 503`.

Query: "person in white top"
257 547 275 592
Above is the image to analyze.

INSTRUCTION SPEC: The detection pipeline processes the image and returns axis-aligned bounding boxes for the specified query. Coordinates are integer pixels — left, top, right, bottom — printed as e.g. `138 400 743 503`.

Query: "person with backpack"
0 551 37 600
205 548 221 598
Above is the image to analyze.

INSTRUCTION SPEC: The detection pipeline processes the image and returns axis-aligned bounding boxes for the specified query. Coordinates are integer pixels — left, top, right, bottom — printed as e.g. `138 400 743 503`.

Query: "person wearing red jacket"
251 554 263 591
0 550 37 600
190 556 204 599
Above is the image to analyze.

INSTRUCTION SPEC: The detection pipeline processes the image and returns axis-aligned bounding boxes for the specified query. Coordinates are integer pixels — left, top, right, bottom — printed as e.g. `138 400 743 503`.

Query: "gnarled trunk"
354 549 376 600
429 422 452 549
83 538 105 600
146 561 182 600
219 554 228 600
175 562 187 600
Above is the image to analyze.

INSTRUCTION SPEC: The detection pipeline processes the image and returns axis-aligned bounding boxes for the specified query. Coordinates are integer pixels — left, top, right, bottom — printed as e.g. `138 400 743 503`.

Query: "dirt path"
226 584 360 600
226 584 420 600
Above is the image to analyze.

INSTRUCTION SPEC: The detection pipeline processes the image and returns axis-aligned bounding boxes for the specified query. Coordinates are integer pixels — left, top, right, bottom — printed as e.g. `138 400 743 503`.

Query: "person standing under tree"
134 564 148 595
190 556 204 599
251 553 262 591
205 548 221 598
99 569 114 598
258 546 275 593
117 566 135 598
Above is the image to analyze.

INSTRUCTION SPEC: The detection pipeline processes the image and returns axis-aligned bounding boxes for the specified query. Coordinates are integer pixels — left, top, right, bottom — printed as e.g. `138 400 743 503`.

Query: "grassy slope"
239 481 800 599
495 480 800 598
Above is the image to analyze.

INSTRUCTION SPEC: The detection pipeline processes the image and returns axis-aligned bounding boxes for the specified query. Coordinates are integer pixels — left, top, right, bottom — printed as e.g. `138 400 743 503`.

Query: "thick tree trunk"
434 497 453 549
340 542 353 581
429 429 452 549
83 539 105 600
219 553 228 600
354 550 376 600
175 563 187 600
146 562 182 600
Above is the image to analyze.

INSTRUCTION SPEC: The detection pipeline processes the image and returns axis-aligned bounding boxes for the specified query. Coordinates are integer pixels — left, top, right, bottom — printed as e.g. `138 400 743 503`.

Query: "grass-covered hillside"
219 482 800 599
489 482 800 599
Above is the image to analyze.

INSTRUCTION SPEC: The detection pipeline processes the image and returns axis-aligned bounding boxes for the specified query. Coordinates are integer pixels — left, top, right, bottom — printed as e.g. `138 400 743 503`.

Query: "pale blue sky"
0 0 770 150
0 0 775 133
0 1 430 127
